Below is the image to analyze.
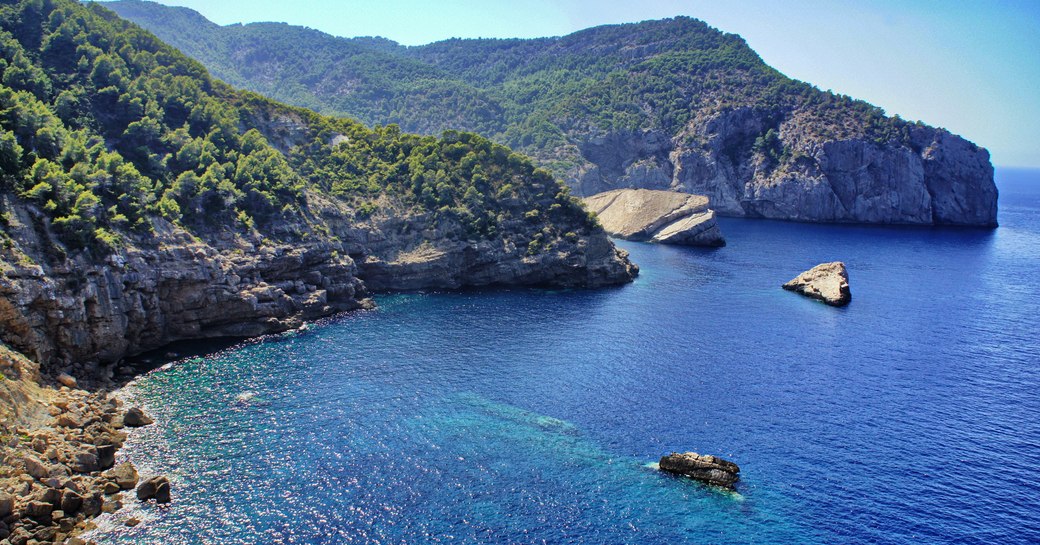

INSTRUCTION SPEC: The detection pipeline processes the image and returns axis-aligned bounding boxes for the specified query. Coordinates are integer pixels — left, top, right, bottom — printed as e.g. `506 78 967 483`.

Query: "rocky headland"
582 189 725 247
0 2 638 541
783 262 852 306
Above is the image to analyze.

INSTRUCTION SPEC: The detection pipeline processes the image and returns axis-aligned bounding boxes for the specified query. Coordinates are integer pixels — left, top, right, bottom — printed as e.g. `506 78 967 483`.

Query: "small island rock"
659 452 741 488
782 262 851 306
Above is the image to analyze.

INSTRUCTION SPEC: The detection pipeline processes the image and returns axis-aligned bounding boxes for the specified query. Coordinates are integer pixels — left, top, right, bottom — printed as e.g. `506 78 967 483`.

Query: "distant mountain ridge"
106 0 998 226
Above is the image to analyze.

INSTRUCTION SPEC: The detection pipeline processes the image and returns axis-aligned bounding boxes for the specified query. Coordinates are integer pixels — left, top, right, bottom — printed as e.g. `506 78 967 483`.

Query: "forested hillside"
108 0 998 226
0 0 633 370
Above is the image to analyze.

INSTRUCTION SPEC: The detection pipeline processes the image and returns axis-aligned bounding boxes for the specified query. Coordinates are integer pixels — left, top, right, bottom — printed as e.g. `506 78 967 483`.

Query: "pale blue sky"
109 1 1040 167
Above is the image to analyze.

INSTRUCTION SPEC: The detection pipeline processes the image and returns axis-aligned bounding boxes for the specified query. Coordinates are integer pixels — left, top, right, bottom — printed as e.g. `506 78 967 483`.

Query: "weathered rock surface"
659 452 741 488
582 189 725 247
783 262 852 306
351 210 637 292
573 118 998 227
0 187 635 374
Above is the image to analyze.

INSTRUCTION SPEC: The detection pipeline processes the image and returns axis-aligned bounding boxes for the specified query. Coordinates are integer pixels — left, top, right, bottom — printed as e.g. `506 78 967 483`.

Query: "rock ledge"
582 189 725 247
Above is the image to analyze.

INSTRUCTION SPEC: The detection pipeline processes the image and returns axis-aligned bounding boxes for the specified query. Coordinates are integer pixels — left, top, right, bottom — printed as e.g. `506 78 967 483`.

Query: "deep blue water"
92 169 1040 544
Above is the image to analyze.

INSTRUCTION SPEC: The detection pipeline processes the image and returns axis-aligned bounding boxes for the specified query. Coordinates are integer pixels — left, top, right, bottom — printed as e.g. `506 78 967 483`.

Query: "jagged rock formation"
782 262 852 306
658 452 741 488
582 189 725 247
108 2 999 226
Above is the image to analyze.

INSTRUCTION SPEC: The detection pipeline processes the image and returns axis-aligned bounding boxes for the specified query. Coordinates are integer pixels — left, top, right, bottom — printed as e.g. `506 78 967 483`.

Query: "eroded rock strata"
582 189 725 247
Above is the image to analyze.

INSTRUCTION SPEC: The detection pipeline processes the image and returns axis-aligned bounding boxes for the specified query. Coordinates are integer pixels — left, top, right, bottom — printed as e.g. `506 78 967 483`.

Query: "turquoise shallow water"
93 169 1040 544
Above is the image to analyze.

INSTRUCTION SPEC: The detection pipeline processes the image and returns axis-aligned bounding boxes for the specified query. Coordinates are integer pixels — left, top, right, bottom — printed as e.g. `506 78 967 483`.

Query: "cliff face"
0 199 367 371
0 190 634 374
353 214 634 291
575 110 998 226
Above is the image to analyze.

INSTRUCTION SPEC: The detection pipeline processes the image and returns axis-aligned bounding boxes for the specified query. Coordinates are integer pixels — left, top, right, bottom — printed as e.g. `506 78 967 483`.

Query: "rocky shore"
0 346 165 545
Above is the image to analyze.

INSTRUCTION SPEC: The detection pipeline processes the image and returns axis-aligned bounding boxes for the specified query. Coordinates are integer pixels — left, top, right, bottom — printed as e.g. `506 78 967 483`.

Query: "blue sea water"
93 169 1040 544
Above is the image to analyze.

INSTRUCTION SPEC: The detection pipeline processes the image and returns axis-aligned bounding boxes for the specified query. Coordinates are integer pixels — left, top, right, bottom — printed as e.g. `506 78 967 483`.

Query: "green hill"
0 0 634 369
107 0 998 226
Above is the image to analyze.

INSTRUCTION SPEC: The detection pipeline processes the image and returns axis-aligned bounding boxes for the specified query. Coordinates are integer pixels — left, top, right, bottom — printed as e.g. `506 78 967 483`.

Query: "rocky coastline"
0 345 170 545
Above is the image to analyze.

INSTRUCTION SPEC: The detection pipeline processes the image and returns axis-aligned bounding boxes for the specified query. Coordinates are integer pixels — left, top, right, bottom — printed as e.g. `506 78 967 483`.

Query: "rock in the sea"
122 407 154 427
137 476 171 503
583 189 725 247
659 452 741 488
783 262 852 306
104 462 139 490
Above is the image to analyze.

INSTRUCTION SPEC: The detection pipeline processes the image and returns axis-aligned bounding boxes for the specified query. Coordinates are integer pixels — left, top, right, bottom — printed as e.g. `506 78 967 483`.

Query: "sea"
89 169 1040 544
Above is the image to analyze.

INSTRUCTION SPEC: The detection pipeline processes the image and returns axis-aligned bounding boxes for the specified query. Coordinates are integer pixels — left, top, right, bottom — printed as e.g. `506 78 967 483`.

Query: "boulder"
122 407 153 427
23 500 53 521
96 443 117 469
103 462 138 490
22 455 51 480
0 492 13 518
782 262 852 306
137 476 171 504
583 189 726 247
659 451 741 488
56 373 77 388
72 451 99 473
60 489 83 514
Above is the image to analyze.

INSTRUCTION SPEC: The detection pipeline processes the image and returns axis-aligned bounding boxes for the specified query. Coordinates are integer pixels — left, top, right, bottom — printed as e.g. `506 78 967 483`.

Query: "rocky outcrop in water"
582 189 725 247
783 262 852 306
658 452 741 488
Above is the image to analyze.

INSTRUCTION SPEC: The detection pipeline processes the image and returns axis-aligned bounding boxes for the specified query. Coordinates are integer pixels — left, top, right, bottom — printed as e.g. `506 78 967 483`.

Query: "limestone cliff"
574 116 997 226
582 189 725 247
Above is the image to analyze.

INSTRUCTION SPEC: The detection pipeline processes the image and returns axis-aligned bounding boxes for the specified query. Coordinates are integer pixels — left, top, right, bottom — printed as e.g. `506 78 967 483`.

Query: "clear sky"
109 0 1040 167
